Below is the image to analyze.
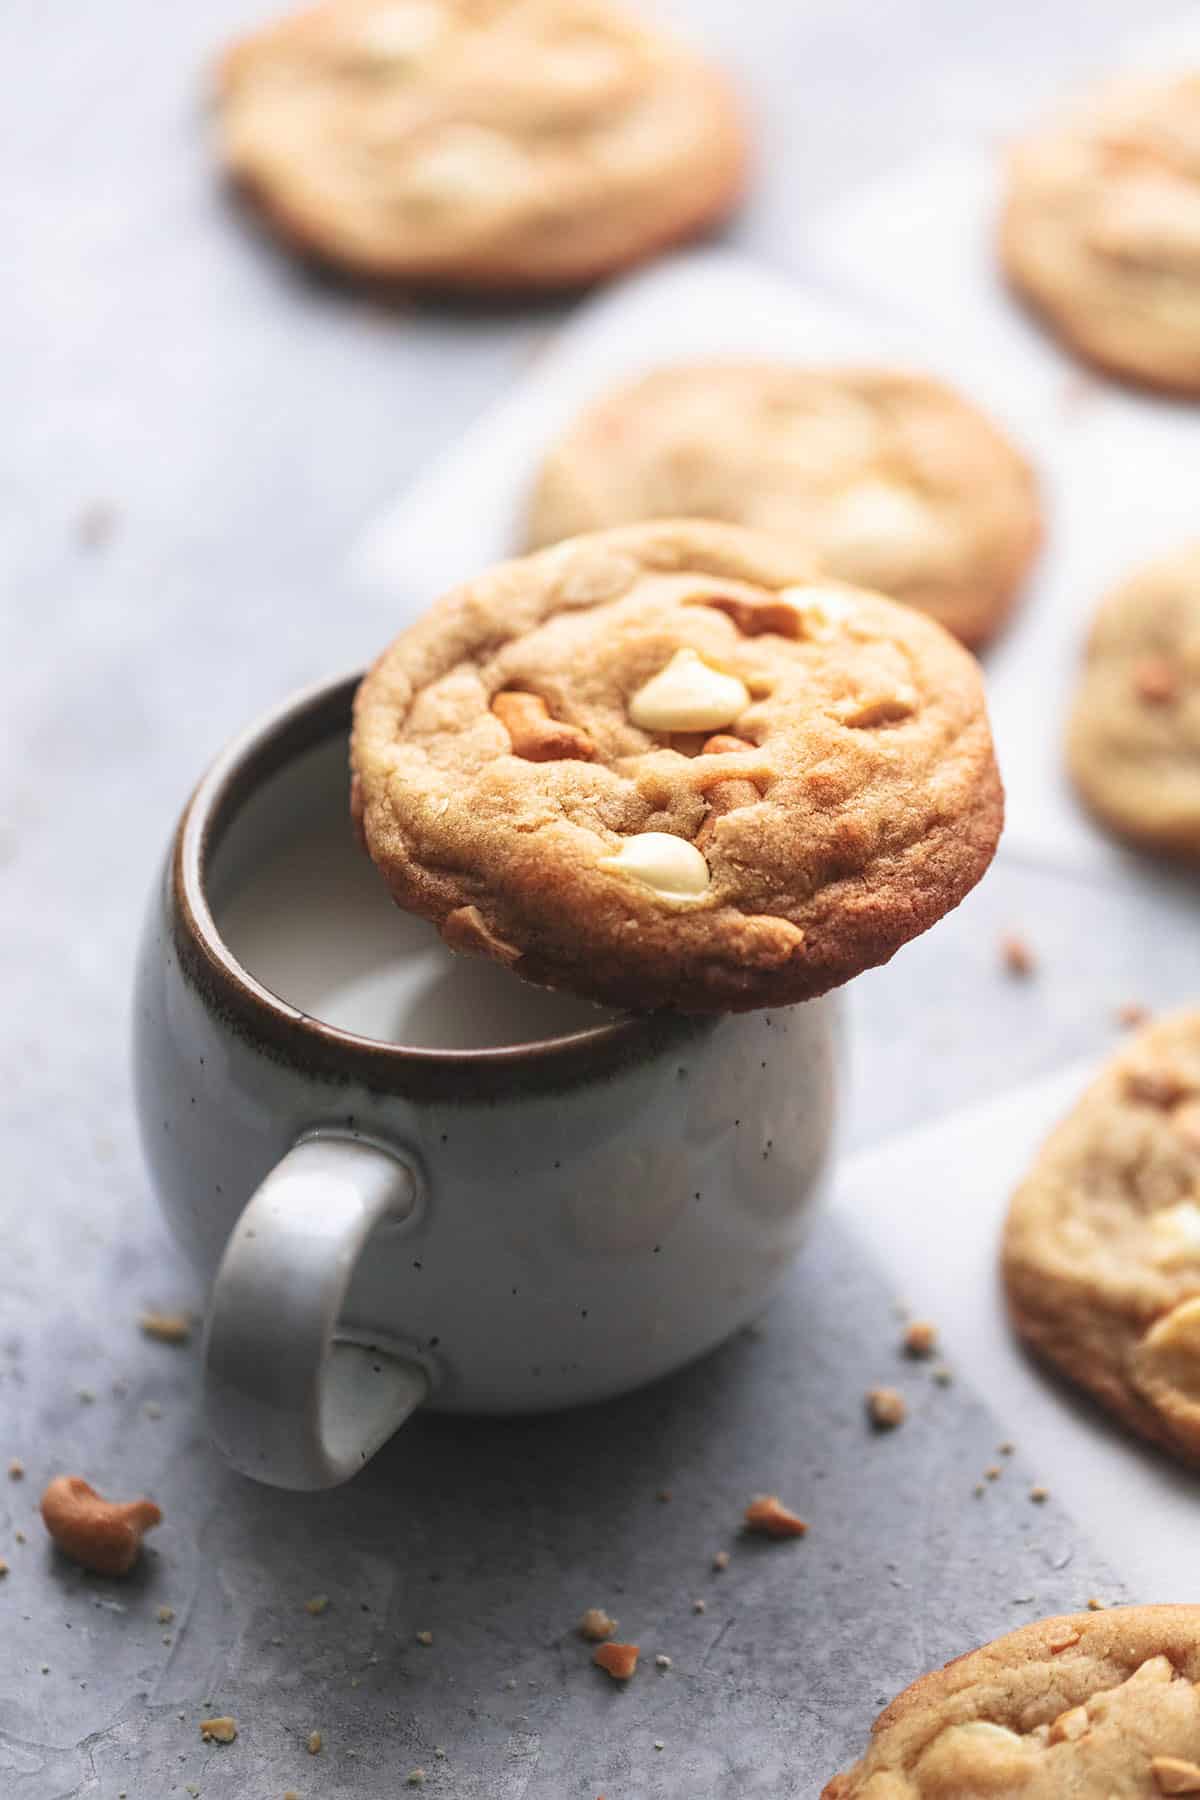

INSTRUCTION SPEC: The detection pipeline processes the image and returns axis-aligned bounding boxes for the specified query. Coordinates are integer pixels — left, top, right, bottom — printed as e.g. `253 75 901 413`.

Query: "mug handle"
203 1132 429 1491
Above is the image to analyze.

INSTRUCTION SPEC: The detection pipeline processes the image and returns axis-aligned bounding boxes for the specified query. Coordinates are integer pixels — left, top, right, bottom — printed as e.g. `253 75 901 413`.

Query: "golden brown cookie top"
1005 1009 1200 1466
215 0 746 287
526 362 1040 650
1001 73 1200 392
351 521 1003 1013
1067 544 1200 858
824 1607 1200 1798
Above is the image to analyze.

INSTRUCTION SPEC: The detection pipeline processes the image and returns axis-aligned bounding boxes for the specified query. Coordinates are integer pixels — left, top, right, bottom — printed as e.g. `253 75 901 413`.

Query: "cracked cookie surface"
1068 544 1200 858
1001 72 1200 393
351 521 1003 1013
527 362 1041 650
1005 1010 1200 1467
215 0 746 288
823 1607 1200 1798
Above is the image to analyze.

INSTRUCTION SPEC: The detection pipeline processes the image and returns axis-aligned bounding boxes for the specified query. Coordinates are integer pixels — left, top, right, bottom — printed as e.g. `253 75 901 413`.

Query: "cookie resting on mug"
213 0 747 289
527 362 1042 650
351 521 1004 1013
1001 70 1200 394
1004 1009 1200 1470
822 1606 1200 1798
1067 543 1200 859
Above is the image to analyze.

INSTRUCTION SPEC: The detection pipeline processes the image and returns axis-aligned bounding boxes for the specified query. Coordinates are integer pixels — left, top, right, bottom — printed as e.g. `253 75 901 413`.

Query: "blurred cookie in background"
1004 1009 1200 1469
1068 544 1200 858
214 0 748 290
1001 72 1200 394
526 362 1041 650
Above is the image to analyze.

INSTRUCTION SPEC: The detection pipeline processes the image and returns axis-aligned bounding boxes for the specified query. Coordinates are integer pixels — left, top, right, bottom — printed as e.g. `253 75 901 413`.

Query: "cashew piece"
491 690 595 762
40 1474 163 1575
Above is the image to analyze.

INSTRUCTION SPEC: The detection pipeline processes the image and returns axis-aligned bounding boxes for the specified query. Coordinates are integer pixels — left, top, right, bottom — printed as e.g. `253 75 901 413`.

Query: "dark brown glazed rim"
171 672 709 1102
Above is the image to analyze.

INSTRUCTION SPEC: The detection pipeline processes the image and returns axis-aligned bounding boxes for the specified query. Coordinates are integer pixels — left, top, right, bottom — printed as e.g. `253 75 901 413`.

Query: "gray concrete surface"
2 1 1191 1795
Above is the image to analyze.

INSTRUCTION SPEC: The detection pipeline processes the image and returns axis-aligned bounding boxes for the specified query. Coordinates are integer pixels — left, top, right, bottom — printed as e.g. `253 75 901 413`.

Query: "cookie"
1004 1010 1200 1467
1001 72 1200 394
351 521 1003 1013
823 1606 1200 1798
526 362 1041 650
215 0 747 289
1067 544 1200 857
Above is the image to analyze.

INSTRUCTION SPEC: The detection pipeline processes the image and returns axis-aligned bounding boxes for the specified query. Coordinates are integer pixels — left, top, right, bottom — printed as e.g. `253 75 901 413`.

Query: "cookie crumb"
655 1654 672 1670
415 1630 433 1647
8 1460 24 1480
1117 1001 1151 1030
972 1484 985 1498
157 1605 174 1624
199 1716 237 1744
743 1494 808 1538
655 1488 672 1503
1029 1485 1049 1503
1087 1596 1106 1610
998 1441 1015 1456
406 1769 426 1786
306 1730 322 1755
434 1747 446 1759
866 1386 907 1430
579 1607 617 1642
931 1365 953 1386
1000 932 1036 977
284 1792 300 1799
593 1642 639 1682
14 1530 26 1544
0 1558 8 1576
138 1311 192 1344
902 1320 937 1359
711 1550 730 1572
692 1598 706 1614
985 1465 1002 1482
304 1594 329 1616
654 1740 664 1751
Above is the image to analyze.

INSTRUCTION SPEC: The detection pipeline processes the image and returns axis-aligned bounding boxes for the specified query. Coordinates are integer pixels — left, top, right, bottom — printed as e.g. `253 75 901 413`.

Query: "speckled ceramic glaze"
133 675 839 1489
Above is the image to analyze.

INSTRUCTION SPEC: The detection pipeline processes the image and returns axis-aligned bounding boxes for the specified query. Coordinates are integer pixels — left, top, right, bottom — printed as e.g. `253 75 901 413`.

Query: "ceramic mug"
133 674 839 1490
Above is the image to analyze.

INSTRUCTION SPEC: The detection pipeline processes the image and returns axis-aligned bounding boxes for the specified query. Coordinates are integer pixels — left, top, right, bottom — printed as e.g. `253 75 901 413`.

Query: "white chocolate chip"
402 126 532 207
819 480 944 581
354 1 445 64
629 649 750 734
951 1722 1024 1746
597 833 711 902
1140 1298 1200 1360
1150 1201 1200 1265
1128 1654 1176 1686
778 586 856 641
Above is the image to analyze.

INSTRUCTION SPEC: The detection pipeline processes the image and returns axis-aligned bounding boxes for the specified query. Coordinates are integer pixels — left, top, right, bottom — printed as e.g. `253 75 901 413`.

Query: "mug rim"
171 672 708 1099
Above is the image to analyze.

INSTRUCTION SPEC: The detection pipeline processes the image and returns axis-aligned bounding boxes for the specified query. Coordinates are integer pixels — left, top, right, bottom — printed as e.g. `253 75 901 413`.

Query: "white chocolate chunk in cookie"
1153 1755 1200 1794
779 586 857 641
820 480 945 579
401 126 533 208
597 833 710 901
917 1718 1033 1788
354 2 445 65
628 648 750 733
1151 1201 1200 1265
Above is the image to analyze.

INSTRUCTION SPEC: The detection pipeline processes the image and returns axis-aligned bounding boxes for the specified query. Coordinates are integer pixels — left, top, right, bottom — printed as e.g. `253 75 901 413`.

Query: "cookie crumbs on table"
902 1320 937 1358
579 1607 617 1641
199 1716 238 1744
306 1730 322 1755
7 1459 23 1480
655 1654 672 1670
712 1550 730 1571
692 1598 706 1614
1000 931 1036 976
416 1629 434 1646
985 1465 1002 1482
866 1386 907 1429
304 1594 329 1615
1030 1485 1050 1504
743 1494 808 1538
138 1310 192 1344
406 1769 426 1786
593 1642 639 1681
931 1365 953 1386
